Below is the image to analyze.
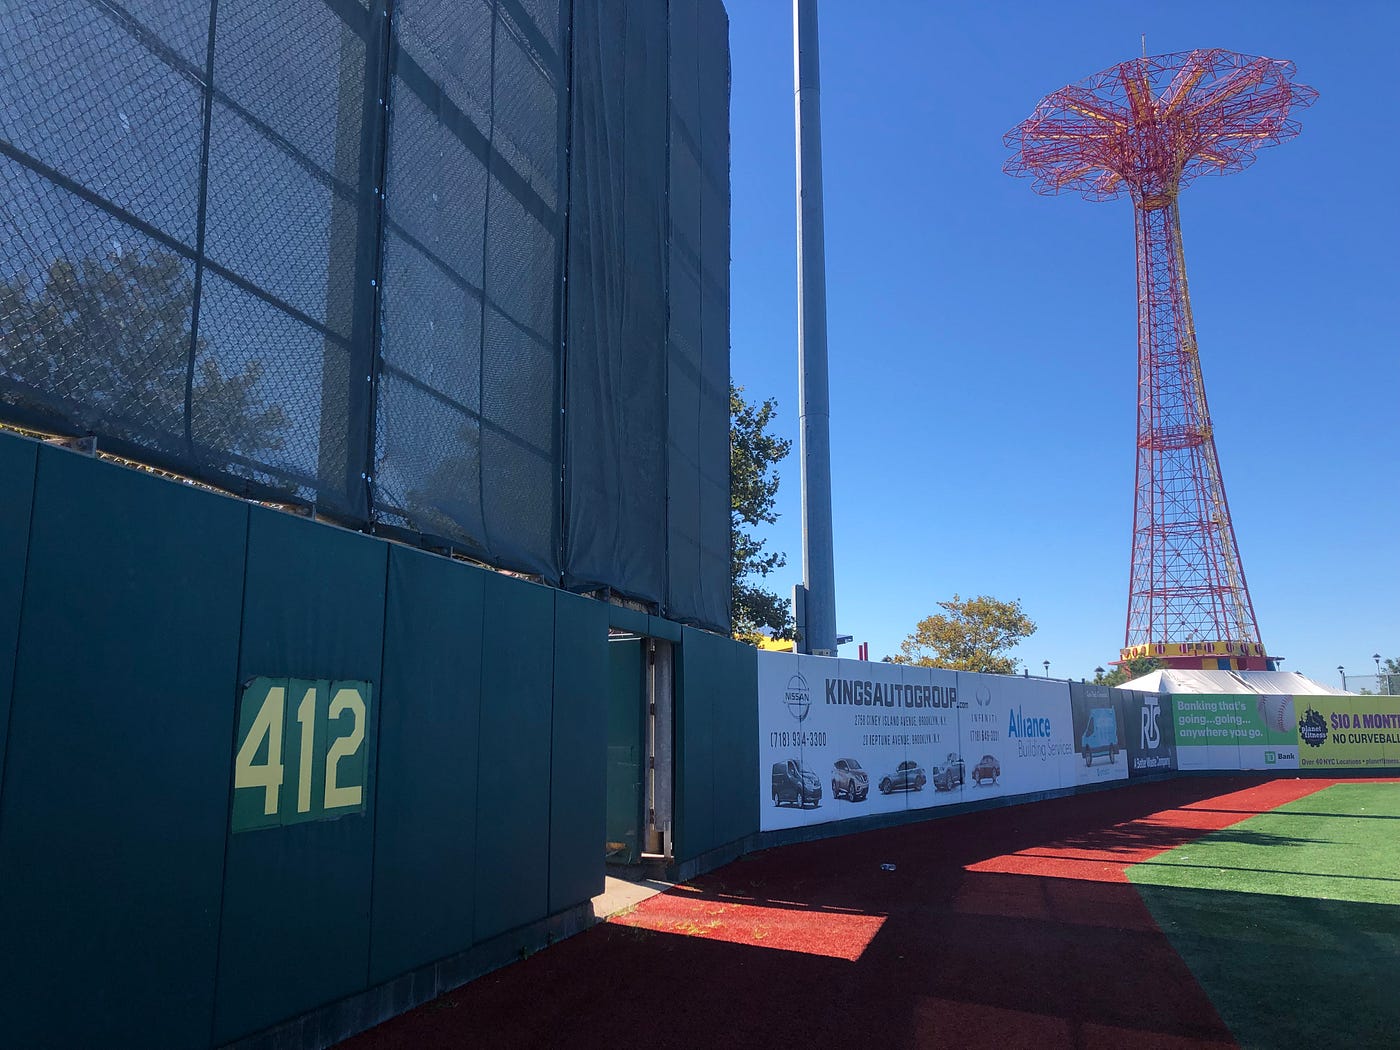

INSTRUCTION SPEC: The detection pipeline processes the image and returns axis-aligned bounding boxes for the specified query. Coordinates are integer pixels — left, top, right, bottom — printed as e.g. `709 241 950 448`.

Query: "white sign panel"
758 654 1082 833
902 664 965 814
757 651 821 832
757 653 961 832
956 673 1077 801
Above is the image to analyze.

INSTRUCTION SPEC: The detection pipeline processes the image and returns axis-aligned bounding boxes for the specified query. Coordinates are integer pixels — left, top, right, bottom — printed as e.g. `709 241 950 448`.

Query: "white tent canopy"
1121 668 1351 696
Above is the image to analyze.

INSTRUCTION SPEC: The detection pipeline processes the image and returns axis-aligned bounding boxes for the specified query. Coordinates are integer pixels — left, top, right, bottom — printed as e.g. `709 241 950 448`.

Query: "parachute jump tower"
1005 50 1316 671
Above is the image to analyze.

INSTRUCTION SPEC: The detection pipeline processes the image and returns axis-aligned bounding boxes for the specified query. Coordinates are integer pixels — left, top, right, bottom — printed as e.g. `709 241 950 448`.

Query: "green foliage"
892 594 1036 673
0 249 287 457
731 383 794 638
1094 656 1163 687
1371 656 1400 696
1354 657 1397 695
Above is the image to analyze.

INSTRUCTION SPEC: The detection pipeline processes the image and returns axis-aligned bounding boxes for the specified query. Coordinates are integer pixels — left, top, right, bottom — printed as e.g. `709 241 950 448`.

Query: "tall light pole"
792 0 837 657
1337 665 1346 690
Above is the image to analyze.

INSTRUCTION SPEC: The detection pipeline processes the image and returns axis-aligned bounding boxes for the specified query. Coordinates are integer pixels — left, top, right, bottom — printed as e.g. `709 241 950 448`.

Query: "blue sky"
726 0 1400 685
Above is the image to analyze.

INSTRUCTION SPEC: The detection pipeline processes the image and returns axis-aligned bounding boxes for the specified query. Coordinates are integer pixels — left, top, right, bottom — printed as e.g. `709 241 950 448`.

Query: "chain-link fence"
0 0 732 630
1340 673 1400 696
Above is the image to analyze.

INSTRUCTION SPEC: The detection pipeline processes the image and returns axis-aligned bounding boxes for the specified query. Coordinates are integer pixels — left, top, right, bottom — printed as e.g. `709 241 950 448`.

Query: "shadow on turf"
593 791 1297 1044
1188 807 1400 821
1130 858 1400 883
340 777 1276 1049
1135 883 1400 1049
1013 821 1327 857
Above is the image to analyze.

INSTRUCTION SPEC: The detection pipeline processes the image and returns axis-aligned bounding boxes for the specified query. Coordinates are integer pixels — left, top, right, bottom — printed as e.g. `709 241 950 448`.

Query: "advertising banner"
897 664 966 816
1295 696 1400 771
1172 694 1299 771
757 653 961 832
757 651 822 833
1068 683 1129 786
955 673 1077 802
1123 691 1177 777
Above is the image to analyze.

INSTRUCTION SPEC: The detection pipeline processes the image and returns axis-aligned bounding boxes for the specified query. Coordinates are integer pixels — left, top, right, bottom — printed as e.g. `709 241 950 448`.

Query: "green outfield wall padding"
475 571 556 941
647 614 683 643
369 546 485 985
0 431 37 807
674 628 759 861
550 591 609 912
607 602 649 636
675 626 718 860
715 638 759 847
213 508 387 1044
0 446 247 1049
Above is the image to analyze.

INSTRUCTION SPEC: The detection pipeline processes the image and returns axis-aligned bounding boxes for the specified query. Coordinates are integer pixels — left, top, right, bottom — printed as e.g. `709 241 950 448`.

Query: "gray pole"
793 0 837 657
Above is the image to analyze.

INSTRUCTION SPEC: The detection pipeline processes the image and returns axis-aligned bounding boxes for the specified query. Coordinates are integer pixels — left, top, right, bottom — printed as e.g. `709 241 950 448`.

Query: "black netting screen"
563 0 669 607
372 0 566 579
0 0 731 630
666 0 732 630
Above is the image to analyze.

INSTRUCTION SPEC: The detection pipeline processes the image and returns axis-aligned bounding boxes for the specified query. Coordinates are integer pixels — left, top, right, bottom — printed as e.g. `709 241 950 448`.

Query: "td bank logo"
1141 694 1162 750
1265 750 1277 765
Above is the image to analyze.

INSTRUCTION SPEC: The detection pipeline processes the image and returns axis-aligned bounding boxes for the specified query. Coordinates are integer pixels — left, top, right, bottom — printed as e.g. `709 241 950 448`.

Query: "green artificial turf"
1130 783 1400 1050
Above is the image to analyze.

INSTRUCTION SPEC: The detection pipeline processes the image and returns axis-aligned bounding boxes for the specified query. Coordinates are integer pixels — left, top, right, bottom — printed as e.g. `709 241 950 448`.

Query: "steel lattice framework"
1005 50 1317 670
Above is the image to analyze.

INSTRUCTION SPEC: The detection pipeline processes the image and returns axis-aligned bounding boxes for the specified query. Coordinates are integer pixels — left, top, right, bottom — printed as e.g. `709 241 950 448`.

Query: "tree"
0 249 287 458
892 594 1036 673
731 382 794 638
1093 656 1163 687
1378 657 1400 696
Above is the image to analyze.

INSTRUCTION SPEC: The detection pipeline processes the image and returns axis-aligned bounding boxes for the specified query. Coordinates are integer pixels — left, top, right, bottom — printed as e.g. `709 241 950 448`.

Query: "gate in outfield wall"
607 634 648 865
606 618 686 868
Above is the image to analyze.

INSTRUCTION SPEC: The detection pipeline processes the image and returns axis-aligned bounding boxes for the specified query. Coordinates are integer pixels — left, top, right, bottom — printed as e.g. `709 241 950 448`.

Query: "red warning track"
339 777 1333 1050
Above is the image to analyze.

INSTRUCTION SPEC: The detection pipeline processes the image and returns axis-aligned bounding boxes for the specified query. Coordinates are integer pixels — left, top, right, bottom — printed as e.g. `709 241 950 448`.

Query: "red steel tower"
1004 50 1316 671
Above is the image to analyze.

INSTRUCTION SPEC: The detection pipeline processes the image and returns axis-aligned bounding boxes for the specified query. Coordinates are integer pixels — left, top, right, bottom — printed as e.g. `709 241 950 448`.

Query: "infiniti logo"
975 686 992 707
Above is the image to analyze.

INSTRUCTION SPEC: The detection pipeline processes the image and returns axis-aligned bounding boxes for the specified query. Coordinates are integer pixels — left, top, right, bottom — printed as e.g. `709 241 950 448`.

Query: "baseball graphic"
1256 695 1295 734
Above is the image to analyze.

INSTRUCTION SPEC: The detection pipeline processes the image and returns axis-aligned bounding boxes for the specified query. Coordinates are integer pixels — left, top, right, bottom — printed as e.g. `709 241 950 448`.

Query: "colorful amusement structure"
1005 50 1317 671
